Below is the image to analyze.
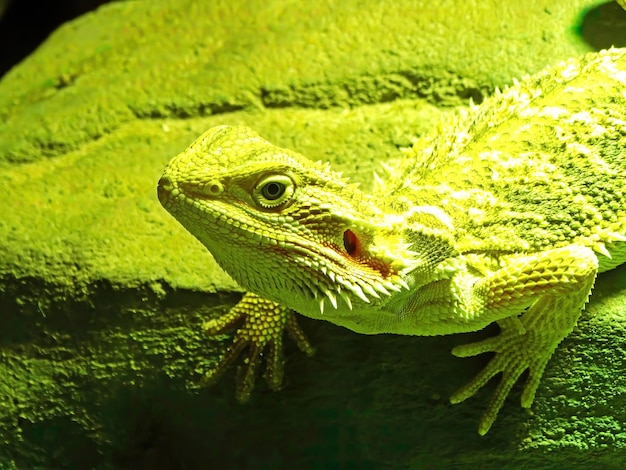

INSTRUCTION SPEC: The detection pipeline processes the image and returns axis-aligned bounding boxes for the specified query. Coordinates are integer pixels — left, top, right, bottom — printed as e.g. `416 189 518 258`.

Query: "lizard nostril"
157 176 172 205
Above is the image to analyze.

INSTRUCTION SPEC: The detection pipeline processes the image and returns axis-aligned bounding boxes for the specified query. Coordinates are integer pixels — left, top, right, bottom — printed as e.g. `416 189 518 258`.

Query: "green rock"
1 0 625 467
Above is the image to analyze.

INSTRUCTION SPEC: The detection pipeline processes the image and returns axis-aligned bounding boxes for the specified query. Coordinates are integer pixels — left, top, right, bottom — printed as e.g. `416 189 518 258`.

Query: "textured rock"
1 0 626 467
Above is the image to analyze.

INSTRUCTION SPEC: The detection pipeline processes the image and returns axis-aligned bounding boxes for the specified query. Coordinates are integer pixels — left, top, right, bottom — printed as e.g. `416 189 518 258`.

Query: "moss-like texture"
1 0 626 468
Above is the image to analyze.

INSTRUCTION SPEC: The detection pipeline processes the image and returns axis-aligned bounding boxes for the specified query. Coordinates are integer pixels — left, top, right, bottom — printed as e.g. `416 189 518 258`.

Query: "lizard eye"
253 174 295 208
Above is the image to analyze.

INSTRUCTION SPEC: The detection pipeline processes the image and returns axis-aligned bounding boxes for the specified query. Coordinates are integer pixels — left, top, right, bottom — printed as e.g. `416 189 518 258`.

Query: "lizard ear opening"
343 229 360 257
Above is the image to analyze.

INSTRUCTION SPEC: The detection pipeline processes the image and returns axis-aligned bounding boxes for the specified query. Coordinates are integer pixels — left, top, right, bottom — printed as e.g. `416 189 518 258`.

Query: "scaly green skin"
158 47 626 435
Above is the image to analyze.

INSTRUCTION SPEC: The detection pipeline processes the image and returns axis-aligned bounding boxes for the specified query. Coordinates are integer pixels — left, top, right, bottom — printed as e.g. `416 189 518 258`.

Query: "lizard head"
158 125 418 320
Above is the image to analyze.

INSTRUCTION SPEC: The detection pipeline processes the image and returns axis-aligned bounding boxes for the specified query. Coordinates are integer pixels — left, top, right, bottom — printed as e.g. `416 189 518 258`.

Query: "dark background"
0 0 113 79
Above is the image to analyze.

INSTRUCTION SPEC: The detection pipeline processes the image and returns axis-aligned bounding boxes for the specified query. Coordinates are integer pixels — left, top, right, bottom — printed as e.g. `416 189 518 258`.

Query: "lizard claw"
449 317 554 435
203 292 314 401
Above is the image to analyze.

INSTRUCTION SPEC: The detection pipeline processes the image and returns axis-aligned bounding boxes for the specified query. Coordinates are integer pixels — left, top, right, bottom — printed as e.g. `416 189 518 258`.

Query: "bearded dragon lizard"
157 47 626 435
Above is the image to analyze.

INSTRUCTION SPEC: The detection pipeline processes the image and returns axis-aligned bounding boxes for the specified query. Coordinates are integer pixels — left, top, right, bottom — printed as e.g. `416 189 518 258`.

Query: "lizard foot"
449 316 555 436
203 292 314 401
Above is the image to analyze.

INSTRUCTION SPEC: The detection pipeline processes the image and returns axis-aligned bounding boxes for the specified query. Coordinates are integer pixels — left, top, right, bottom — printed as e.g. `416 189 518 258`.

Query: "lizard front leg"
203 292 314 401
405 244 598 434
447 244 598 434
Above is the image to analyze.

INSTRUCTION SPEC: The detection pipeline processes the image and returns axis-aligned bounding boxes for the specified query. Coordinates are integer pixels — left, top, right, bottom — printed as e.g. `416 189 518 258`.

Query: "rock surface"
1 0 626 468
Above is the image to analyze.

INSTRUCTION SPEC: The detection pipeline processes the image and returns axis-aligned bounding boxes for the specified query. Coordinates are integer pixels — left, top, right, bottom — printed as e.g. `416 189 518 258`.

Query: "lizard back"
387 48 626 268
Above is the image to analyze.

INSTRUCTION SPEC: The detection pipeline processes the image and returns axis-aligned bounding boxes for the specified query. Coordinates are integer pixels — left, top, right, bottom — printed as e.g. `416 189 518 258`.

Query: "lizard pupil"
343 229 359 257
262 182 285 200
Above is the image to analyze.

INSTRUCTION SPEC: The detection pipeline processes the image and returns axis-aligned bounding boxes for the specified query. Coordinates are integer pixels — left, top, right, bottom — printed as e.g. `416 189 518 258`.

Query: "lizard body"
158 47 626 435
